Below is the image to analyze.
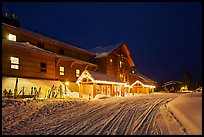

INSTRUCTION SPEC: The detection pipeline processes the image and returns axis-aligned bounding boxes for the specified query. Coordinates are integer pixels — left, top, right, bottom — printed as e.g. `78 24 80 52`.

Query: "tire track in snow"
132 99 164 135
3 94 182 135
53 100 127 135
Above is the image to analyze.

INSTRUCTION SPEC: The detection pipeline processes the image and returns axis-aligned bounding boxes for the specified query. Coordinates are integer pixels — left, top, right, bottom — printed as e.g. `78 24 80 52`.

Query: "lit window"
119 61 122 68
10 57 19 69
110 58 112 63
59 66 64 75
76 69 80 77
120 73 123 79
8 33 16 41
11 64 19 69
40 63 46 72
132 70 135 74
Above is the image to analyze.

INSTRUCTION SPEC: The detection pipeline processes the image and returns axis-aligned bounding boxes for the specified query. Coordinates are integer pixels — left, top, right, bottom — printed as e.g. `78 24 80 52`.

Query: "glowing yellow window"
59 66 64 75
10 57 19 69
120 73 123 79
110 58 112 63
76 69 80 77
132 70 135 74
8 33 16 41
119 61 122 68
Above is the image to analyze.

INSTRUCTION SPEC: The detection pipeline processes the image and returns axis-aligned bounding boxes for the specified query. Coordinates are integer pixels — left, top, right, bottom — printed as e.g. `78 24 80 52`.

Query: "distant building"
195 86 202 92
2 14 156 99
162 80 183 92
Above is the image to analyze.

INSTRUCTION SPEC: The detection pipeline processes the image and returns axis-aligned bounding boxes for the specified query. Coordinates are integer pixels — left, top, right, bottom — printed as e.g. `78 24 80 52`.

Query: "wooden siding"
2 43 56 79
104 48 131 84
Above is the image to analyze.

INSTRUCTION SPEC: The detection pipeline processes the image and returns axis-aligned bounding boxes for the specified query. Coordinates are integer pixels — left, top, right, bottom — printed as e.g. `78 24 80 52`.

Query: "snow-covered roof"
162 80 182 87
56 54 97 66
88 42 124 58
88 70 125 83
76 70 126 85
3 39 53 54
136 72 156 83
2 23 94 55
130 72 156 85
2 39 97 66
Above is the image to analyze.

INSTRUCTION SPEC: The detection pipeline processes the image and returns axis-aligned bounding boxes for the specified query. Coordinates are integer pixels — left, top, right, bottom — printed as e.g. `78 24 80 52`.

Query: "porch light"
65 81 69 86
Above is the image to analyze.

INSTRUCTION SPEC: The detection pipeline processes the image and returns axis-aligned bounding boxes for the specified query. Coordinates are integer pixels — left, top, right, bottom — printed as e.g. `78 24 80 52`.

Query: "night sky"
2 2 202 83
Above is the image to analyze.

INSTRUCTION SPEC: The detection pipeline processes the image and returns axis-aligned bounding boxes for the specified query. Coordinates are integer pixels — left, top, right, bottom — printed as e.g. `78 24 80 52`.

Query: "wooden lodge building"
2 15 156 99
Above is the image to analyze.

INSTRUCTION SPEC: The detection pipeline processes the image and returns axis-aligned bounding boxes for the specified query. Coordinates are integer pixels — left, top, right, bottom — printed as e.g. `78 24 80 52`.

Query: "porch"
76 70 127 99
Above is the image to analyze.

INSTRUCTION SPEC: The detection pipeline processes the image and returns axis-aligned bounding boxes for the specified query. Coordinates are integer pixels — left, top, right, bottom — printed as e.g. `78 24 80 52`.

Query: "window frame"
40 62 47 72
59 66 65 76
10 56 19 69
76 69 80 77
8 33 16 41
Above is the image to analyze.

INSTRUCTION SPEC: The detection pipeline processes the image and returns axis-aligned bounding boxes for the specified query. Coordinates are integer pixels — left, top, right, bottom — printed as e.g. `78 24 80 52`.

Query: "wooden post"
152 88 154 93
128 87 130 96
111 84 114 96
14 78 18 99
136 86 139 94
105 86 108 95
99 85 102 94
121 85 124 97
79 83 83 98
93 83 96 99
142 86 144 94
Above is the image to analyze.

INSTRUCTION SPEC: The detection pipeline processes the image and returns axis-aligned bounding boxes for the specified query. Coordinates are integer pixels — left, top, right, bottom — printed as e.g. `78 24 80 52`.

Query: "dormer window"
8 33 16 41
119 61 122 68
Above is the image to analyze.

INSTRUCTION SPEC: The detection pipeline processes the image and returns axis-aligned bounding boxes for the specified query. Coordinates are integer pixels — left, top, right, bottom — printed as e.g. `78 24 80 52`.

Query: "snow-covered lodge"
2 15 156 99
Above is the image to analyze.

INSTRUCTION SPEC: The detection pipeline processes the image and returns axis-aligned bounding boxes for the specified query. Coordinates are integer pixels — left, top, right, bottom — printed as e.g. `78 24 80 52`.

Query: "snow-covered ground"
166 92 202 135
2 92 202 135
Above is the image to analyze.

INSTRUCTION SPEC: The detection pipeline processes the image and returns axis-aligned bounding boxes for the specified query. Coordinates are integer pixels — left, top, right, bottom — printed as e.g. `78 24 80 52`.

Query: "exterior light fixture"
65 81 69 86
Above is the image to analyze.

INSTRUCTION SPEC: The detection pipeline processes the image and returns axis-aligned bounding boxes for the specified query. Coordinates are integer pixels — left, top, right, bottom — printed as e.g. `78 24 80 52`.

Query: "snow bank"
93 94 110 100
63 89 79 98
167 92 202 135
2 77 64 99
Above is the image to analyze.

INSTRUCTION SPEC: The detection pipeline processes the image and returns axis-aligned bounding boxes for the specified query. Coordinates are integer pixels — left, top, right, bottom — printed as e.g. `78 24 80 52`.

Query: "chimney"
2 13 20 28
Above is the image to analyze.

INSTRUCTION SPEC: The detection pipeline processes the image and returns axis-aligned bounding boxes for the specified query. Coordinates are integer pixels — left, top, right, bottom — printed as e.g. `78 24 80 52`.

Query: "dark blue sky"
2 2 202 82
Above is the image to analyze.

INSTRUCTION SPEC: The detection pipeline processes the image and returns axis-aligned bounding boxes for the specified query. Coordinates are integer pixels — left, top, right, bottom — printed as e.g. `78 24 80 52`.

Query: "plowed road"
2 93 187 135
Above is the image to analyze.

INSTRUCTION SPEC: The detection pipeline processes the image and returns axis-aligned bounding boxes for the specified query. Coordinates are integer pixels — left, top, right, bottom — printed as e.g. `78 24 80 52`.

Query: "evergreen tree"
182 71 193 90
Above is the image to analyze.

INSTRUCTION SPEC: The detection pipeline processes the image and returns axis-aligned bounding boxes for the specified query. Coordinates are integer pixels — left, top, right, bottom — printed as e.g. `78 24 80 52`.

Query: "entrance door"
82 84 93 99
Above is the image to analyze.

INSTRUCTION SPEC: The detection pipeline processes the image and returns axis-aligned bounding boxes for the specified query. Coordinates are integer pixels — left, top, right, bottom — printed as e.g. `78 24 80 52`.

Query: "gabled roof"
88 42 123 58
76 70 126 85
89 42 135 66
130 80 156 88
162 80 182 87
130 72 156 87
89 70 124 83
136 72 156 84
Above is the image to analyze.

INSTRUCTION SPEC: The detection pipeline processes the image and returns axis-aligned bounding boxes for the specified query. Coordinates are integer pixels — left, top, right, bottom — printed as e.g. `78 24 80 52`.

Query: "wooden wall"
2 43 56 79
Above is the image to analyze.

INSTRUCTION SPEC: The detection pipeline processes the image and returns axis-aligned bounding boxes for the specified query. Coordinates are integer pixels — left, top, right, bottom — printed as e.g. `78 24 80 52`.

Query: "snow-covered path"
2 93 188 135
